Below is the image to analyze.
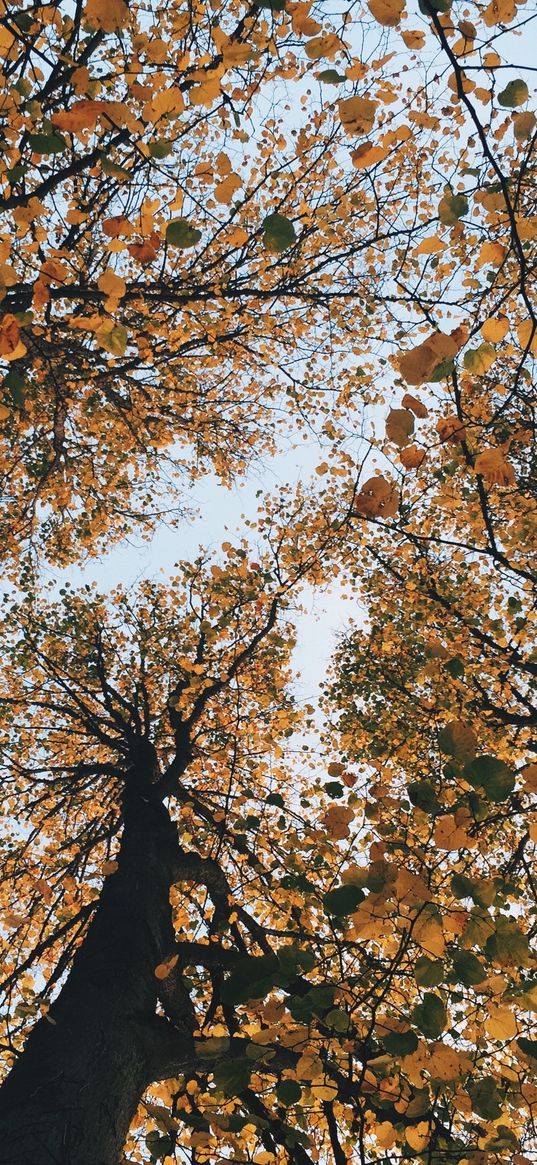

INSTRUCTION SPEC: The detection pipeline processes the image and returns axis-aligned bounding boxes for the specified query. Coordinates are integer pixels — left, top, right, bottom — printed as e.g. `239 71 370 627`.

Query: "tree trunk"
0 775 182 1165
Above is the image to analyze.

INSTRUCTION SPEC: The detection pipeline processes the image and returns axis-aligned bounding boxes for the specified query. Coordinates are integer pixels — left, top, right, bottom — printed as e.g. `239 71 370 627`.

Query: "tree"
1 0 537 1163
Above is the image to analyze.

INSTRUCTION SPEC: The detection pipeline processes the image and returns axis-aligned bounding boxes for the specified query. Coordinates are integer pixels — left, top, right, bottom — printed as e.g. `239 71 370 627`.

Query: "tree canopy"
0 0 536 1164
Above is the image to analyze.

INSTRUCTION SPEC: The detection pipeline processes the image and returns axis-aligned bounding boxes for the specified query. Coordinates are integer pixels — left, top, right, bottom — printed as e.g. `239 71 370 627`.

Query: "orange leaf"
84 0 129 32
474 448 515 486
154 954 179 980
338 95 378 135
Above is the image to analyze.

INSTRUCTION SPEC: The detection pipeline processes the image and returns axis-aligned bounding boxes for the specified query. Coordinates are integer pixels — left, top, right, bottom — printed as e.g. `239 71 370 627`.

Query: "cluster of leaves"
0 0 536 1163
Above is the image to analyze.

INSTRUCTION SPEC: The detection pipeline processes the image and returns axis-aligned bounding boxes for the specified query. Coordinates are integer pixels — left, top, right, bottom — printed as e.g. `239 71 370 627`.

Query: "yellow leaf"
95 321 128 355
385 407 414 448
439 719 477 761
463 343 496 375
189 71 224 107
351 142 388 169
84 0 129 32
214 173 242 205
0 314 22 358
0 25 16 57
376 1121 398 1149
485 1006 517 1040
98 268 126 299
400 444 426 469
414 234 446 256
143 88 184 122
521 764 537 793
338 95 378 135
434 816 470 852
480 317 509 343
482 0 517 26
310 1080 338 1101
478 241 506 266
517 320 537 355
321 804 353 840
401 28 425 49
405 1122 429 1152
474 448 515 486
305 34 344 61
398 329 464 385
221 40 252 67
102 860 119 875
52 100 104 134
296 1052 323 1080
513 111 537 143
413 914 446 957
367 0 405 27
430 1043 471 1081
437 415 466 444
458 20 477 39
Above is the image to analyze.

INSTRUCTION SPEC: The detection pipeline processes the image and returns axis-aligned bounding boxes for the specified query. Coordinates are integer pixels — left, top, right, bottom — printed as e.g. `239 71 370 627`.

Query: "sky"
55 434 362 709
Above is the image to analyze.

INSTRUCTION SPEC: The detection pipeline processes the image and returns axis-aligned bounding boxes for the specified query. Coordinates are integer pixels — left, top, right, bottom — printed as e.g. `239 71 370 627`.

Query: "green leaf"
411 993 447 1038
148 139 174 159
101 157 131 179
27 132 67 155
276 1079 302 1105
289 985 334 1022
467 791 488 821
517 1036 537 1059
438 720 476 763
324 780 344 798
429 357 454 381
450 873 475 901
195 1035 230 1058
452 949 487 986
446 657 464 679
213 1058 251 1095
383 1028 419 1056
485 918 530 967
266 792 284 808
4 368 26 406
276 944 315 976
262 212 296 253
221 953 280 1004
463 755 515 803
7 163 28 183
323 884 364 916
407 780 439 814
498 80 529 108
467 1077 503 1120
166 218 202 248
98 324 128 357
325 1007 350 1031
438 193 468 225
317 70 346 84
145 1132 174 1160
13 10 34 30
415 956 445 987
418 0 452 11
181 1111 211 1130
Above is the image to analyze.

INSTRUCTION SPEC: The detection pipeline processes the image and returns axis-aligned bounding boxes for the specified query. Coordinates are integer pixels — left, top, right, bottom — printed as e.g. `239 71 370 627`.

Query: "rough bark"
0 766 187 1165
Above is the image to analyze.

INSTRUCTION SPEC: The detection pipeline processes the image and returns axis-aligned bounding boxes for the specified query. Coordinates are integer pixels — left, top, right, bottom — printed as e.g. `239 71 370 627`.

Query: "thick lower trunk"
0 782 181 1165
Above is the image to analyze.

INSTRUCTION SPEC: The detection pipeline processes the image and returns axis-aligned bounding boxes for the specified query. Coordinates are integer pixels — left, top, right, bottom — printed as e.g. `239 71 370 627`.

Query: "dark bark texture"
0 772 184 1165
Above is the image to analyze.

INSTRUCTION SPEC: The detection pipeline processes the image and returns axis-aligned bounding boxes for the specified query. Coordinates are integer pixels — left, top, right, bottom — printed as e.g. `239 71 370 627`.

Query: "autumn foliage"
0 0 536 1163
